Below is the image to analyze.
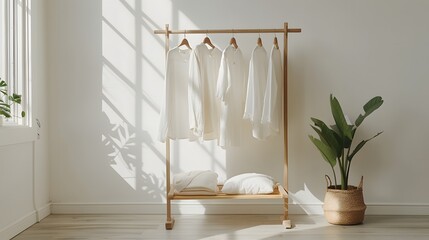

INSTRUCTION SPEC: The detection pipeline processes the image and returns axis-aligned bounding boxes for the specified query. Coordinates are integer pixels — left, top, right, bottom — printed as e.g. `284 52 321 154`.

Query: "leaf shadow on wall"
100 111 165 201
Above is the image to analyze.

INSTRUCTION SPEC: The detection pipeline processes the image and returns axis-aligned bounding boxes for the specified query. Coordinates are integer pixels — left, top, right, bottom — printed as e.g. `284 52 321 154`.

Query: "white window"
0 0 30 126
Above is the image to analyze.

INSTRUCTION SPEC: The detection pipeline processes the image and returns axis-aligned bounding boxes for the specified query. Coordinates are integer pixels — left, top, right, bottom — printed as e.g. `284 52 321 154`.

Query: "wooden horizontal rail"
169 185 286 200
171 192 284 200
154 28 301 35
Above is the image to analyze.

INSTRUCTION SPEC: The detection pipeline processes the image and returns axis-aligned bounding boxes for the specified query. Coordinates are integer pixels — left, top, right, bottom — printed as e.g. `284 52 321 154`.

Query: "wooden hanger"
257 36 263 47
178 37 191 49
273 36 279 49
178 31 191 49
203 32 215 49
230 37 238 49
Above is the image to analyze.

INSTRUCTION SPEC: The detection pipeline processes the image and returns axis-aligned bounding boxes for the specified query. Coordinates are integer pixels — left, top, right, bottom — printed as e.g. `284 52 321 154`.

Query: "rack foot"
282 219 292 229
165 218 175 230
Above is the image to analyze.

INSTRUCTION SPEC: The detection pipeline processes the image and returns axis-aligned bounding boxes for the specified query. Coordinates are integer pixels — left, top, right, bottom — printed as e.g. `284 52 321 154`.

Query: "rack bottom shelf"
165 185 291 230
170 184 286 200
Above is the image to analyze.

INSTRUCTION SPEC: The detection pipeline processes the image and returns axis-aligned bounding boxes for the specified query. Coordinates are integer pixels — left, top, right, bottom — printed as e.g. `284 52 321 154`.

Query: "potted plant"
0 77 25 125
309 94 383 225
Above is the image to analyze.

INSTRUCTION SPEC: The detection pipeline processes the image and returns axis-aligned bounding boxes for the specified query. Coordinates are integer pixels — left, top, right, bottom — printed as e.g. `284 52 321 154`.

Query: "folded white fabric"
173 170 218 194
222 173 275 195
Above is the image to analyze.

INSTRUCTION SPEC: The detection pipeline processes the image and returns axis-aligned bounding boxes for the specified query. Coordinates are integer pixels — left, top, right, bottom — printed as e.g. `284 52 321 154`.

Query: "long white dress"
158 47 192 142
261 46 283 136
243 45 270 140
188 43 222 140
216 45 247 148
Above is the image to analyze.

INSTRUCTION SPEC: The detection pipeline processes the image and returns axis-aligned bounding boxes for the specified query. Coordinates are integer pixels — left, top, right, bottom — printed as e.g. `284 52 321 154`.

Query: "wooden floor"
13 214 429 240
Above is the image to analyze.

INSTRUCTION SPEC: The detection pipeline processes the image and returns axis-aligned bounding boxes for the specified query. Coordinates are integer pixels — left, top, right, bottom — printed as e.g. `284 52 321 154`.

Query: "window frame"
1 0 31 127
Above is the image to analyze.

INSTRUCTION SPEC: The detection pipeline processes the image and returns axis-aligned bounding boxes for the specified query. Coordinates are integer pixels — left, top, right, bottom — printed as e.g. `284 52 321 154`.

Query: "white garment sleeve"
188 49 204 137
262 47 282 132
158 50 172 142
216 50 229 102
243 54 256 121
261 51 278 124
241 52 248 107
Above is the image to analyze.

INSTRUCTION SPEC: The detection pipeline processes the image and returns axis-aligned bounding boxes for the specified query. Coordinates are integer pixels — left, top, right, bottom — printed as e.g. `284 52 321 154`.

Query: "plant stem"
341 149 346 189
345 147 351 187
346 160 351 185
331 166 337 189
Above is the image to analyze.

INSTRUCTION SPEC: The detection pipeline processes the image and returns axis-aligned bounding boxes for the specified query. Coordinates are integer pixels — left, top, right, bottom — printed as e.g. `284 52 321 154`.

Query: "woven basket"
323 176 366 225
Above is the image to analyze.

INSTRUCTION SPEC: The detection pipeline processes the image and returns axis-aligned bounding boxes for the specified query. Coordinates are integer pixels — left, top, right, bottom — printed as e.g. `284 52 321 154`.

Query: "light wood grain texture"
13 214 429 240
167 185 287 229
153 28 301 34
171 185 285 200
165 217 174 230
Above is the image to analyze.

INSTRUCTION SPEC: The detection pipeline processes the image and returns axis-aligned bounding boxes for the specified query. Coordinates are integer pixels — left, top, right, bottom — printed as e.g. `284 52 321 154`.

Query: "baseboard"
51 202 167 215
0 203 51 240
37 203 51 221
50 202 429 215
366 203 429 215
51 201 282 215
0 211 37 240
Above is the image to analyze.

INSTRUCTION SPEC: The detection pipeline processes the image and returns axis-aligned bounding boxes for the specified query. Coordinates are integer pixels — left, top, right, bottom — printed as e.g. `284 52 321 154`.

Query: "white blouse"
217 45 247 148
261 46 283 136
243 45 270 140
188 43 222 140
158 47 192 142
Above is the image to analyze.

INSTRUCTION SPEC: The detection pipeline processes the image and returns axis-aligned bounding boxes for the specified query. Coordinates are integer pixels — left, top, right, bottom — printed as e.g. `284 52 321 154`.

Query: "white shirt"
216 45 247 148
261 46 283 136
188 43 222 140
158 47 192 142
243 45 270 140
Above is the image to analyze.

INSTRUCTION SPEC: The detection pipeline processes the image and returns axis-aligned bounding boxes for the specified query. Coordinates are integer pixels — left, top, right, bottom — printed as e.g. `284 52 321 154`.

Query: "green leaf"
330 94 353 140
311 117 325 126
311 117 342 157
348 140 366 162
311 125 327 144
21 111 26 117
364 96 383 113
8 94 22 104
0 108 12 118
355 96 384 127
0 90 7 95
0 80 7 87
0 104 11 110
348 131 383 161
309 135 337 168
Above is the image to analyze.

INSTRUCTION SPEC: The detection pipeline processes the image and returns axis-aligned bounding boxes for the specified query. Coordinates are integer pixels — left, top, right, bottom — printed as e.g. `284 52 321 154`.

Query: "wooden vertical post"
164 24 175 230
282 22 292 229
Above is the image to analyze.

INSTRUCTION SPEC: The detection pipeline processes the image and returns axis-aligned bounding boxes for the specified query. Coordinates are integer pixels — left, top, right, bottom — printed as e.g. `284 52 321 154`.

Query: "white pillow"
222 173 275 195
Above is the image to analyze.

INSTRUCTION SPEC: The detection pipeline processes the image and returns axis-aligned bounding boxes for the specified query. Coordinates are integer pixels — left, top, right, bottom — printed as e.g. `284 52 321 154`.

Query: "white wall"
0 0 50 239
32 0 50 218
48 0 429 215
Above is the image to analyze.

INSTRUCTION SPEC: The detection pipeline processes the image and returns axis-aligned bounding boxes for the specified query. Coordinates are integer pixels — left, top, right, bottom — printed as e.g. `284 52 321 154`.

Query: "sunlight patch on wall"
102 0 136 46
102 20 137 84
102 0 138 190
102 63 136 125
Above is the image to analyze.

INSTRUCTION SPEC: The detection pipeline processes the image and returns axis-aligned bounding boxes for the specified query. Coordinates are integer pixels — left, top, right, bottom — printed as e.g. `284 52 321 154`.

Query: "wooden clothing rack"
154 22 301 230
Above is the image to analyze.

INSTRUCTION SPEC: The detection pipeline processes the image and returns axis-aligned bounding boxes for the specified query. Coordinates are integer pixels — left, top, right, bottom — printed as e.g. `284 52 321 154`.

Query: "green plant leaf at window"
0 77 26 120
